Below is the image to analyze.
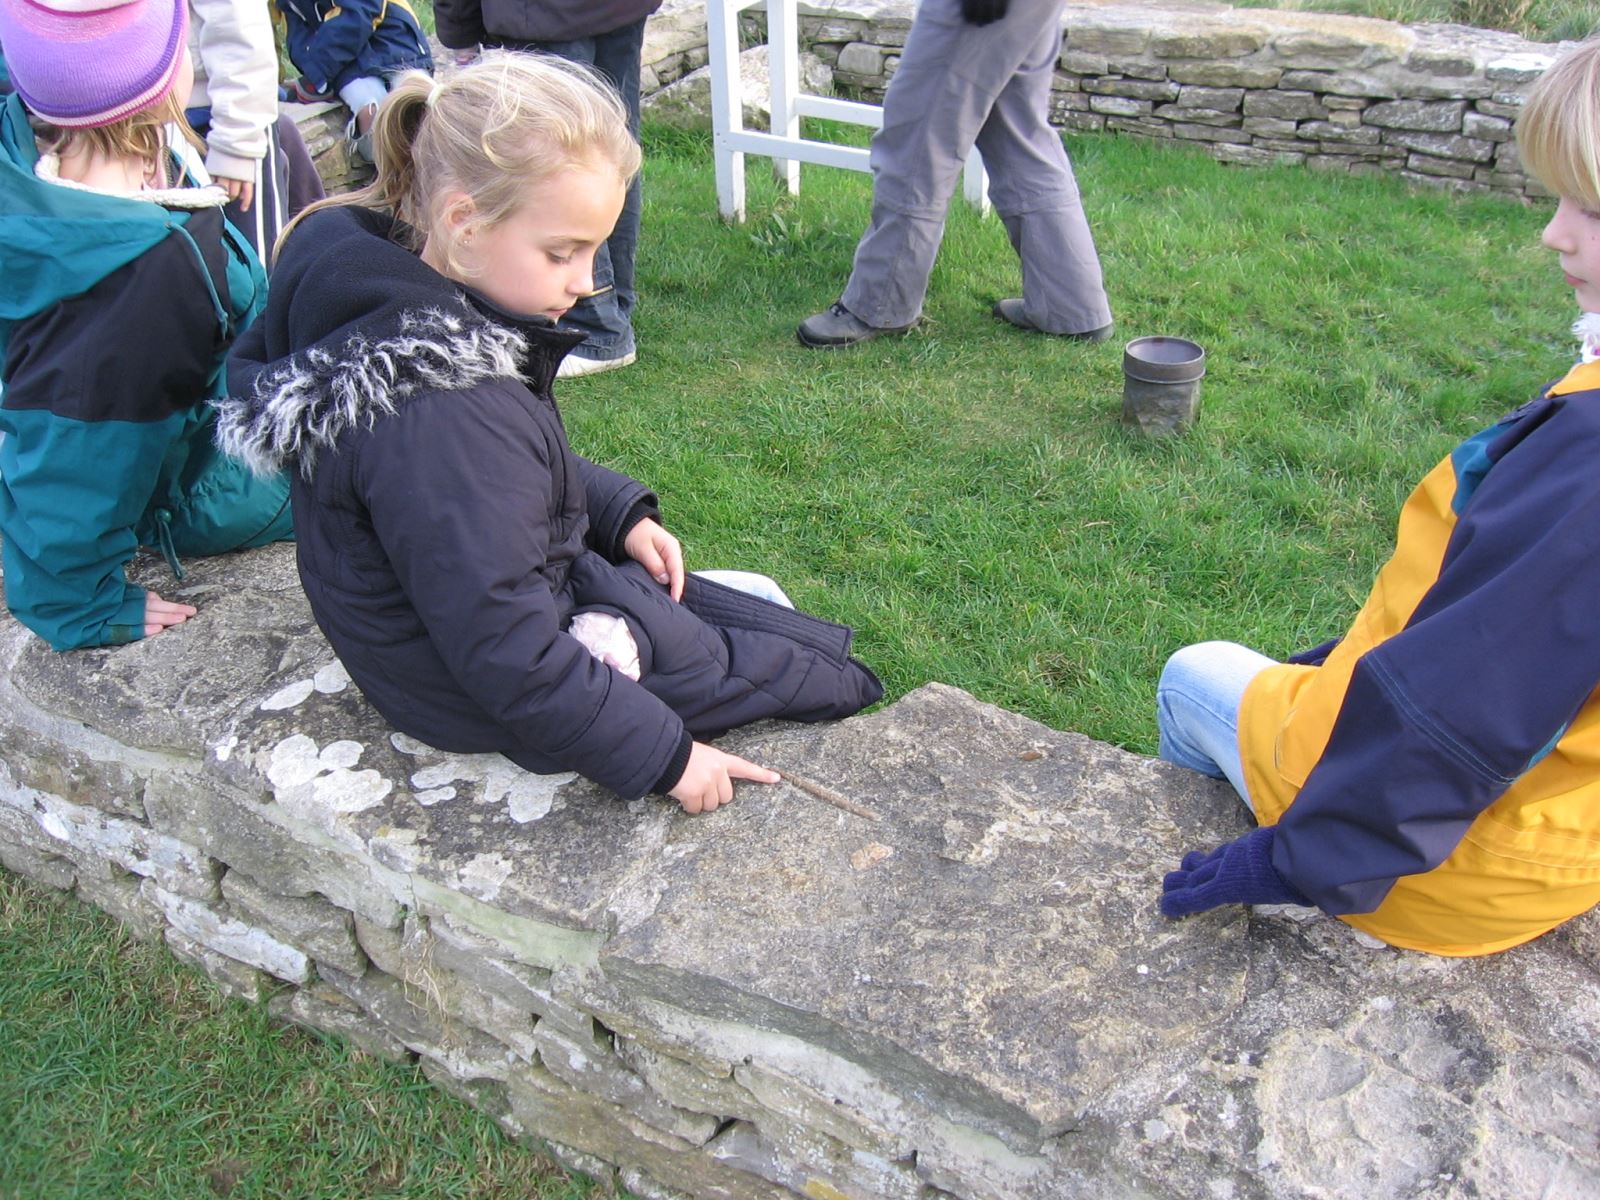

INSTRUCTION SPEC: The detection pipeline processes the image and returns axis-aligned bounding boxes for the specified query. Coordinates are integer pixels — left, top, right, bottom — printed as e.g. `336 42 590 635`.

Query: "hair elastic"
424 79 444 109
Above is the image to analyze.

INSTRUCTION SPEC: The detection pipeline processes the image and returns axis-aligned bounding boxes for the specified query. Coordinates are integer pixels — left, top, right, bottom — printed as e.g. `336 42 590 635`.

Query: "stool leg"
707 0 748 221
769 0 802 195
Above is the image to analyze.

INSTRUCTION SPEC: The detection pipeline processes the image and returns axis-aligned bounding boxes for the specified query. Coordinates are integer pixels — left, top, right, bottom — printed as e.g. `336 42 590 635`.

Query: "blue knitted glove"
1159 826 1312 918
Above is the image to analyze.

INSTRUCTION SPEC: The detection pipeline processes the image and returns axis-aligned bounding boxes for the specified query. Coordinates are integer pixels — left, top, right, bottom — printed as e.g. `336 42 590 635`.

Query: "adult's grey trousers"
839 0 1112 335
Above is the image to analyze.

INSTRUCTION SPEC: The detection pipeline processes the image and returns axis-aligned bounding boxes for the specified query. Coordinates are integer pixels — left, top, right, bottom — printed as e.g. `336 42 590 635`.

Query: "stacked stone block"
0 682 927 1197
642 0 717 94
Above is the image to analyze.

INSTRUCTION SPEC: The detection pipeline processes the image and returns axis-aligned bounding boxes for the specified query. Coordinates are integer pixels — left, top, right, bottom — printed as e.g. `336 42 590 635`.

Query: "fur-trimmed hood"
218 301 532 477
221 204 581 477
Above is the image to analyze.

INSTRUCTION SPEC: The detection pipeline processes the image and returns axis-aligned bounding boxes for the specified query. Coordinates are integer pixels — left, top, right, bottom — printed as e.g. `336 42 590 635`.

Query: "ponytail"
273 53 640 272
274 70 436 262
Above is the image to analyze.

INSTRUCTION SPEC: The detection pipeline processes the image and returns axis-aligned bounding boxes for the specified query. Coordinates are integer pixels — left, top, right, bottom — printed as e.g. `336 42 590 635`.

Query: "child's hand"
215 175 255 212
624 518 685 601
669 742 779 814
143 592 197 638
1159 827 1311 917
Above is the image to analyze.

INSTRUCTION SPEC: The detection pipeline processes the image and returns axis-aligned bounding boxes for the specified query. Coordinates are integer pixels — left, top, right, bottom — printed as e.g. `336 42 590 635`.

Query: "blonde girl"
221 54 882 813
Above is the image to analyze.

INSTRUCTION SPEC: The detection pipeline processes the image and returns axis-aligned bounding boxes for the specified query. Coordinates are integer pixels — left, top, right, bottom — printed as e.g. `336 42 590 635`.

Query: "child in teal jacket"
0 0 293 651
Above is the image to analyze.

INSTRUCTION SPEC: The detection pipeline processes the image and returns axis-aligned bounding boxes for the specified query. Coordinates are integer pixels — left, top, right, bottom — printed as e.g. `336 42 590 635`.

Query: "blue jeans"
1155 641 1277 811
510 19 645 361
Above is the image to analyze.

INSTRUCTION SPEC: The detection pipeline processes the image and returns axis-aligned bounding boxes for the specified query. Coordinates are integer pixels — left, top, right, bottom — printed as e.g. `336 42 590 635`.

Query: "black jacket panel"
4 207 231 425
433 0 663 48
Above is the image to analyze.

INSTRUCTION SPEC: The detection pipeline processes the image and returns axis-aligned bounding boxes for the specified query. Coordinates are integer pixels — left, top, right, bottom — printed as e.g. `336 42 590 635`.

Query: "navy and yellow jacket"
0 93 292 650
1243 357 1600 955
273 0 433 96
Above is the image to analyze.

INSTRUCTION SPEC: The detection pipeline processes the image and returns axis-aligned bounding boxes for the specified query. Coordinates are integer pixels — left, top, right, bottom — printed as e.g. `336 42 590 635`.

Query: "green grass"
573 121 1566 752
0 126 1571 1196
0 875 602 1199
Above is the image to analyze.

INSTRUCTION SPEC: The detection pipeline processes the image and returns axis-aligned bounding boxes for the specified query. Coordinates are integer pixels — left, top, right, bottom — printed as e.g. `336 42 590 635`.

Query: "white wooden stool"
705 0 989 222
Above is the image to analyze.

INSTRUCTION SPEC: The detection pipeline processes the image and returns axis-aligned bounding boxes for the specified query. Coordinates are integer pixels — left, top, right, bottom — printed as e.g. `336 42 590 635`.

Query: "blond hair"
1517 38 1600 210
29 91 205 188
281 51 641 274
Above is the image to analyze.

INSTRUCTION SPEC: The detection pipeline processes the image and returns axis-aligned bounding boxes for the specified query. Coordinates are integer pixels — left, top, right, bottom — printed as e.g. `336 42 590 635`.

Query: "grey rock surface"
4 546 1600 1199
643 45 835 131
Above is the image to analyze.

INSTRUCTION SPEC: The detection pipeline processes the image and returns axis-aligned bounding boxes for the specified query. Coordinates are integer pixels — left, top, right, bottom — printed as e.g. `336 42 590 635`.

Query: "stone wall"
780 0 1572 199
800 0 1574 200
801 0 1577 199
4 546 1600 1199
288 2 1571 202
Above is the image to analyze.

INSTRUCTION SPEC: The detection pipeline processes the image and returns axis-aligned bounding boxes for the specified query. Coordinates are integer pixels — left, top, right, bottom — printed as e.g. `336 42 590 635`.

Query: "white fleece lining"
1575 313 1600 364
213 304 528 479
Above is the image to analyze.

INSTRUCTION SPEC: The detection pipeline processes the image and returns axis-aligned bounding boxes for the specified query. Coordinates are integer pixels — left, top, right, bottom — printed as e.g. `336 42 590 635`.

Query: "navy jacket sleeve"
577 455 657 562
1271 398 1600 913
285 0 383 91
351 383 687 799
0 229 223 649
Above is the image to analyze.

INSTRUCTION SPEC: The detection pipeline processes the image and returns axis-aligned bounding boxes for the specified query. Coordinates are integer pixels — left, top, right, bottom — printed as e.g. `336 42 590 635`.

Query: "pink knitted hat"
0 0 189 128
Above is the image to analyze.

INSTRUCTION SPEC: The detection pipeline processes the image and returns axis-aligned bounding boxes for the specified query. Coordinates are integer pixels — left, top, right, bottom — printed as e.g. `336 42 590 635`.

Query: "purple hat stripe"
0 0 189 129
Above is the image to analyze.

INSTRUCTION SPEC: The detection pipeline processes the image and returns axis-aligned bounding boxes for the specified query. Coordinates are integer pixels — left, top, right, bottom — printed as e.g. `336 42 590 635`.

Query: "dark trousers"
493 19 646 361
184 111 327 265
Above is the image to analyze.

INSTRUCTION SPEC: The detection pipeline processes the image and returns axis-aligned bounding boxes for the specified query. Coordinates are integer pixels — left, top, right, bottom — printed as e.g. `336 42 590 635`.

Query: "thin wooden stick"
778 770 881 822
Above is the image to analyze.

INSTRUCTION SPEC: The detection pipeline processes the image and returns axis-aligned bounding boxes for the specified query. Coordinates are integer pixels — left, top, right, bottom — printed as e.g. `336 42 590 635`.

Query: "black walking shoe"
797 302 914 349
992 298 1115 343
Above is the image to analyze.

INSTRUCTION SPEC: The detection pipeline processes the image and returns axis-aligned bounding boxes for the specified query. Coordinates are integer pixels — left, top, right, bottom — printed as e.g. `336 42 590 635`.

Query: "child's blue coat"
274 0 434 95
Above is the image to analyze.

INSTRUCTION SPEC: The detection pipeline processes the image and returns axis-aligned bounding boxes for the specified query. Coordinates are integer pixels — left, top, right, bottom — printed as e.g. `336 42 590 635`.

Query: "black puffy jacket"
433 0 661 48
221 206 882 799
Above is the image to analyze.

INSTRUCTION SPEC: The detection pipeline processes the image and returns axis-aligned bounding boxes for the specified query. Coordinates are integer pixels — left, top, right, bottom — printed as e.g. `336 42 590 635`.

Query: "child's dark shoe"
797 302 913 349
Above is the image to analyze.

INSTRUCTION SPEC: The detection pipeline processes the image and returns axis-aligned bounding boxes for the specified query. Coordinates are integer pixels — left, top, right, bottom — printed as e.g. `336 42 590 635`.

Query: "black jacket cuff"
651 729 694 796
616 501 659 557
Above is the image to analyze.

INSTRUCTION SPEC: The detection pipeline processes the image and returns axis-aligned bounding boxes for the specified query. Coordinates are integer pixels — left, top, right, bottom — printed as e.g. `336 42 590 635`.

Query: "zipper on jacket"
168 220 230 342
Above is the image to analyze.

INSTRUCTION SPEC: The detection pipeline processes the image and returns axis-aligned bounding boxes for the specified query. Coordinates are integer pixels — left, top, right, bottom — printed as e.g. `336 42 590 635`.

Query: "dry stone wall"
291 2 1570 203
793 0 1573 198
799 0 1571 199
4 545 1600 1200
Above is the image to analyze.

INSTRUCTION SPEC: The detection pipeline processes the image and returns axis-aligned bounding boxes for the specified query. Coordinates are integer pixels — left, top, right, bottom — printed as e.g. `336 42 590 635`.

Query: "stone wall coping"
4 541 1599 1198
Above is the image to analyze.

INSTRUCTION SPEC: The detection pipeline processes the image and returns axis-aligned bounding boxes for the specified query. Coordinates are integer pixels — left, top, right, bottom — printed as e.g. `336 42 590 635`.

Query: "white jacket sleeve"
188 0 279 180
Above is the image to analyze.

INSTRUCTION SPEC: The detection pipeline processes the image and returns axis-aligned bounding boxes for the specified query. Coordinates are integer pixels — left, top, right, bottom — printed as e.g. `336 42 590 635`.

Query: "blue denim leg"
525 19 645 360
1155 641 1277 810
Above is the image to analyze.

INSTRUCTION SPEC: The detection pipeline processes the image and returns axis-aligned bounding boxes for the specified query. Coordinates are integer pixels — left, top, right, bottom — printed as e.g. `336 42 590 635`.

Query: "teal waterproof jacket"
0 93 293 650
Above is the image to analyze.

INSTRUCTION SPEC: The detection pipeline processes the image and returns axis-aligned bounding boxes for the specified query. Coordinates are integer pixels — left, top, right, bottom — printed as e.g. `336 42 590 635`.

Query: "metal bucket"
1122 336 1206 435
